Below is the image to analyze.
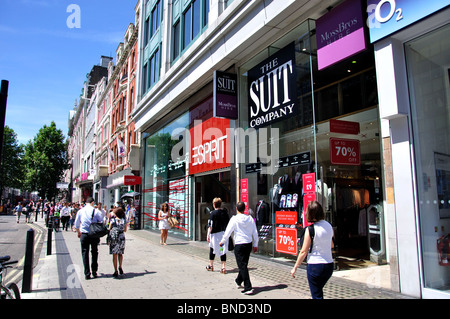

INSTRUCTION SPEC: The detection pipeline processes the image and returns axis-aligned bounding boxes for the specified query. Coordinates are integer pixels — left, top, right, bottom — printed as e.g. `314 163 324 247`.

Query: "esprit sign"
189 117 231 175
248 42 298 129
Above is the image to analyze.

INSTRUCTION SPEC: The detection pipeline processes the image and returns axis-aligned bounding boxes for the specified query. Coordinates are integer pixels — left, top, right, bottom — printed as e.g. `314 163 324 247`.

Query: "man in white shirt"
74 197 103 279
220 201 258 295
60 202 71 231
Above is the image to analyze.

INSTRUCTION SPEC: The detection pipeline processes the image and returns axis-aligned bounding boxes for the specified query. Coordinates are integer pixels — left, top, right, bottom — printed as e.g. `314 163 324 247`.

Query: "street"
0 214 45 286
15 217 410 301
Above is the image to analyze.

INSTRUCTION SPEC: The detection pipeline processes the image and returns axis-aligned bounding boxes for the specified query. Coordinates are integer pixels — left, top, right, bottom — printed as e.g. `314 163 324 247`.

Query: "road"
0 214 46 286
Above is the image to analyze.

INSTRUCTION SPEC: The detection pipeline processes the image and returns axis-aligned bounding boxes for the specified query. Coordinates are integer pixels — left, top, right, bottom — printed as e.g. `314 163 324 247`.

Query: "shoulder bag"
88 208 108 238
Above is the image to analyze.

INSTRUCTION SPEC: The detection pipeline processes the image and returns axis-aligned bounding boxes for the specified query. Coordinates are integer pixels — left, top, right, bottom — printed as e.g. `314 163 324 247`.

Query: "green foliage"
0 126 24 193
22 121 68 199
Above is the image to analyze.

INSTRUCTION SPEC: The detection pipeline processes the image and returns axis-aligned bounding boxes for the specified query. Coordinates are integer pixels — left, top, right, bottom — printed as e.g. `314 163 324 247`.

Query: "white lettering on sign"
249 60 293 118
192 135 228 166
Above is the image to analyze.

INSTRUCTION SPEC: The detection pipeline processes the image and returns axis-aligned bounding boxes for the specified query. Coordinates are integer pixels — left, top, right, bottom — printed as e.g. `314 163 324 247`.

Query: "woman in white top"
158 203 171 245
291 201 334 299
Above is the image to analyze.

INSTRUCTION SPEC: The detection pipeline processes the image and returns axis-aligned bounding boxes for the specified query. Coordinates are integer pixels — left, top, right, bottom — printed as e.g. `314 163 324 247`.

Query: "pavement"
16 218 412 303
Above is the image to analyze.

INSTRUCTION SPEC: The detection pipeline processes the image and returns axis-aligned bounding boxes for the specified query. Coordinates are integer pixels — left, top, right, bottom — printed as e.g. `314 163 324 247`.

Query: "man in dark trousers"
74 197 104 279
220 201 258 295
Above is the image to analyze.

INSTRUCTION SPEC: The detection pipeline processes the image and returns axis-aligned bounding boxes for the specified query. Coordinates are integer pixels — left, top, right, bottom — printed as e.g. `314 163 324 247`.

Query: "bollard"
47 226 52 255
22 228 34 293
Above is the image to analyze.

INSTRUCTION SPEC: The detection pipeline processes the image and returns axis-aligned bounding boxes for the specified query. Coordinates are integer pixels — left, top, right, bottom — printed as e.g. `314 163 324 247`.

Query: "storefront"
237 1 386 267
106 168 142 208
142 93 236 239
369 0 450 298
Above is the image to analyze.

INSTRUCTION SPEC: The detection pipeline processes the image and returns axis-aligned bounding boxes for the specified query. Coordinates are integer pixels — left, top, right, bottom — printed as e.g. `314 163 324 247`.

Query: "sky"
0 0 139 145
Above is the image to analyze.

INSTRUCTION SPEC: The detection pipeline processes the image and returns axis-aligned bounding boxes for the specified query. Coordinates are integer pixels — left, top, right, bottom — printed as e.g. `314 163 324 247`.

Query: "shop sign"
302 173 316 227
275 227 298 255
275 211 297 225
248 42 298 129
330 138 361 165
56 182 69 189
367 0 450 43
213 71 238 119
240 178 249 215
329 119 360 135
302 173 316 193
189 117 231 175
316 0 367 70
124 175 142 186
274 151 310 168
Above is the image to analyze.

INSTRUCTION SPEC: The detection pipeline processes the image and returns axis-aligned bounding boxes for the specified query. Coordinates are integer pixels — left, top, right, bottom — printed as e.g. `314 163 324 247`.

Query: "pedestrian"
290 201 334 299
74 197 104 280
220 201 258 295
69 203 77 231
13 202 23 223
158 203 171 245
24 202 31 223
108 207 128 278
60 202 71 231
206 198 230 274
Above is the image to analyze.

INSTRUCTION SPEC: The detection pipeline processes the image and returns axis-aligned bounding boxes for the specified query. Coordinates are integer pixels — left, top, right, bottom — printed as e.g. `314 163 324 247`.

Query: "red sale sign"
275 211 297 225
330 138 360 165
303 193 316 227
276 227 298 255
302 173 315 193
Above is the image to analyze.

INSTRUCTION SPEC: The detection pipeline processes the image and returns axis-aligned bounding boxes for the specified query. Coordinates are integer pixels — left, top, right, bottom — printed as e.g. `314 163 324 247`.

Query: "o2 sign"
368 0 403 27
367 0 450 43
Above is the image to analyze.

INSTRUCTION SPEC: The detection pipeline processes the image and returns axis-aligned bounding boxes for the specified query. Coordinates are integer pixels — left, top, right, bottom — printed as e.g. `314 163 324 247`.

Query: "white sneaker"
241 289 254 295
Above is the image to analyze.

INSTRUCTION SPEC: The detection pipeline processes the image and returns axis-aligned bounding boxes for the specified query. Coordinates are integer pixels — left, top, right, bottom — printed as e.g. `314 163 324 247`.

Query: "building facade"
132 0 450 299
369 1 450 299
68 2 141 211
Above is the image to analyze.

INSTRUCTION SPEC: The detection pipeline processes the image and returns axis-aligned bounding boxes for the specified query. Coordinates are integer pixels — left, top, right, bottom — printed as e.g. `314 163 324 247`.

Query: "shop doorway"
194 171 231 241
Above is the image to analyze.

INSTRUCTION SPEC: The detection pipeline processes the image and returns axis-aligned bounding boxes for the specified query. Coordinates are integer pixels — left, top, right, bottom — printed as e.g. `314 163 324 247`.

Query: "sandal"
220 268 227 274
206 265 214 271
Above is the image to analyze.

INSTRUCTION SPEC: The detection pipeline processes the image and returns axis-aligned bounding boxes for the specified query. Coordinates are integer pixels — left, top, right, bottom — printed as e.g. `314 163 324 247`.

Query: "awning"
106 175 142 189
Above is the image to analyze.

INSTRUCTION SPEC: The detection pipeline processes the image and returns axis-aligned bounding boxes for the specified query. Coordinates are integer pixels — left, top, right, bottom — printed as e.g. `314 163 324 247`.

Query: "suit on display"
255 200 270 227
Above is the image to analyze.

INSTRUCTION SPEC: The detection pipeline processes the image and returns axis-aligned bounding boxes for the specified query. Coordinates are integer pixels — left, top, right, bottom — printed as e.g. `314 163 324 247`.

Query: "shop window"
238 20 383 265
143 112 190 238
405 24 450 292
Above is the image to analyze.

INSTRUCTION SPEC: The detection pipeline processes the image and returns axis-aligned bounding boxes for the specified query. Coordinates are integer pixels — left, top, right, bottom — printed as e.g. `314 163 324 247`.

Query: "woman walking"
109 207 128 278
291 201 334 299
158 203 171 245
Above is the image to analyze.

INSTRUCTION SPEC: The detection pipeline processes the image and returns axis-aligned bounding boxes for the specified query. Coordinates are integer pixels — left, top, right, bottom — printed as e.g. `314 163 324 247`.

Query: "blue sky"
1 0 138 144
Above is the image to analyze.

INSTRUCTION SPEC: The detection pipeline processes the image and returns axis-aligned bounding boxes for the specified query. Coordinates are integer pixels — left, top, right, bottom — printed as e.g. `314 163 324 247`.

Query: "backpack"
298 225 315 253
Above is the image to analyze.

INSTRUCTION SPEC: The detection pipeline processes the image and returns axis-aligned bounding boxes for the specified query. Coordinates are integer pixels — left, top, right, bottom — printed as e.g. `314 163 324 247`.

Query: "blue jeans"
306 263 333 299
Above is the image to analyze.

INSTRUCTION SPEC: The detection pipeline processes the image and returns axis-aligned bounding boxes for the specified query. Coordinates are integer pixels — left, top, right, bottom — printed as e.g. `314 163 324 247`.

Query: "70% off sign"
330 138 361 165
275 228 297 255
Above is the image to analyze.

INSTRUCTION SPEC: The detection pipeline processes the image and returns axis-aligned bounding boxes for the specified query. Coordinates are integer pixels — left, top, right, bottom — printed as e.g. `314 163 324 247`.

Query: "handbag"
168 216 179 228
228 236 234 251
88 208 108 238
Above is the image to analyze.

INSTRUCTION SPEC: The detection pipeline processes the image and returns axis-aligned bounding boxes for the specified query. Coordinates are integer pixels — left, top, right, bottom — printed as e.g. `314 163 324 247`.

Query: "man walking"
13 202 23 223
220 201 258 295
60 202 71 231
74 197 103 279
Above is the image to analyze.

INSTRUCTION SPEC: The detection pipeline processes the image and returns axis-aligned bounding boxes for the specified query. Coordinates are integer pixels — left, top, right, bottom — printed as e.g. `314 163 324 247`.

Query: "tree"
23 121 68 200
0 126 24 195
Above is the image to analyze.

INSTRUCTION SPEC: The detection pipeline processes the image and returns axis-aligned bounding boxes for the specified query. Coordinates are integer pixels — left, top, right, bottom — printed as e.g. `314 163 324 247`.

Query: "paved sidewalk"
21 219 412 300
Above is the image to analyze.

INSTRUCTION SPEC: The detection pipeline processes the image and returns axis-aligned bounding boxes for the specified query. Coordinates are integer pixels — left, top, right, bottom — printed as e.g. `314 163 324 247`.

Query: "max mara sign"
248 42 298 129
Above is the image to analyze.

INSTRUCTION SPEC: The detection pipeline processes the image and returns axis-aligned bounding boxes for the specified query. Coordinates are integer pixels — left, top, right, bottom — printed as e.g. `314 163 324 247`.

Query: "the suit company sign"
248 42 298 129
